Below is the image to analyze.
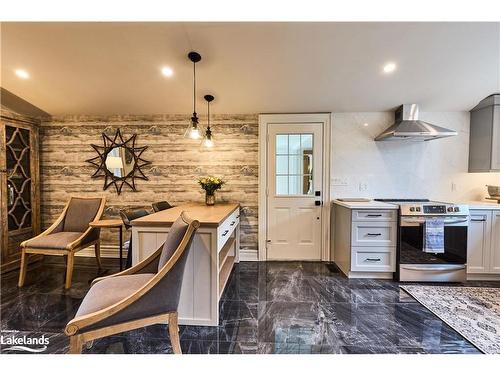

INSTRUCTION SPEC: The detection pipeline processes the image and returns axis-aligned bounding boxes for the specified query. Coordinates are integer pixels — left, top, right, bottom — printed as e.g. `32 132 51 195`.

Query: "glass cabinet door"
1 119 39 268
6 125 33 232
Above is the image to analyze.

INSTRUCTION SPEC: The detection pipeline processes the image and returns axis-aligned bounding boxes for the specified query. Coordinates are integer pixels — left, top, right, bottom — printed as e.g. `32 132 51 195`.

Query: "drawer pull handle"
222 230 229 237
365 258 381 262
471 219 486 222
230 221 236 226
366 233 382 236
366 214 382 217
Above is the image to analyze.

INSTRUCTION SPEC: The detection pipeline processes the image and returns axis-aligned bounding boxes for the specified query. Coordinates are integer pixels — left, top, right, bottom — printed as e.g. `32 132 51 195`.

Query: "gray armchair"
65 211 200 354
18 196 106 289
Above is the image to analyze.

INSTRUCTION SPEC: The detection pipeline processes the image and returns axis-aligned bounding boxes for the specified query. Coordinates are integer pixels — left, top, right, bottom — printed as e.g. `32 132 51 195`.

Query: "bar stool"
119 208 150 268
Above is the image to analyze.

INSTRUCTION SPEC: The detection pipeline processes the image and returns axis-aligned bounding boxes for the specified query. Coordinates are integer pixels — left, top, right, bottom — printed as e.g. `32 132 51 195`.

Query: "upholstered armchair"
65 212 200 354
18 197 106 289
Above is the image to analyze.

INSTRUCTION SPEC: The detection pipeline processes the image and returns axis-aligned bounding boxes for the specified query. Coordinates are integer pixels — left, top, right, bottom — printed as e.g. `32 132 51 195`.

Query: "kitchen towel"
423 218 445 254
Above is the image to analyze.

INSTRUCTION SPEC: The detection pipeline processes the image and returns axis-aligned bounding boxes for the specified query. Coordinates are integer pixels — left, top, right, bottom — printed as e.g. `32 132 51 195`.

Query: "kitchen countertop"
131 202 240 227
458 201 500 210
332 199 397 210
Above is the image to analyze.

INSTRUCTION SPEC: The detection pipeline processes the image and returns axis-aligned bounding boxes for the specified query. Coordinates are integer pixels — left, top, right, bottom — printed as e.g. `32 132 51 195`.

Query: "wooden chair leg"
18 249 28 287
65 253 75 289
69 335 84 354
168 312 182 354
94 241 102 270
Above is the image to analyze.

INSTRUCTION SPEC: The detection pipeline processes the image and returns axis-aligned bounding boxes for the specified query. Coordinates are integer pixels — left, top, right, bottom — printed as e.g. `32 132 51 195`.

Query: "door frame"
258 113 331 261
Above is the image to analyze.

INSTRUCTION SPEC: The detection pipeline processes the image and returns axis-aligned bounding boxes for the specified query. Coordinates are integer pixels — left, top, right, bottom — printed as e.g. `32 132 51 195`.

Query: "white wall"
330 112 500 202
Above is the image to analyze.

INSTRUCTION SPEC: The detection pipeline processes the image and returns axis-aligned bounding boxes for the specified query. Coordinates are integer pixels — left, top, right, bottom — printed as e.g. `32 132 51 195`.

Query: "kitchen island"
131 203 240 326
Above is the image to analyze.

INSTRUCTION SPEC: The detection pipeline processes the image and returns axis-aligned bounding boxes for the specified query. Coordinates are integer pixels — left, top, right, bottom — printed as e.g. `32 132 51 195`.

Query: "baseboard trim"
239 249 258 262
77 245 258 262
467 273 500 281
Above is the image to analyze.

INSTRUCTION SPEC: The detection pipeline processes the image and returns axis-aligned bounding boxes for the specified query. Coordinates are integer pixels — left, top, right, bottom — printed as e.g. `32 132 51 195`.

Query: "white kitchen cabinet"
467 211 492 273
333 203 397 278
490 211 500 273
467 209 500 278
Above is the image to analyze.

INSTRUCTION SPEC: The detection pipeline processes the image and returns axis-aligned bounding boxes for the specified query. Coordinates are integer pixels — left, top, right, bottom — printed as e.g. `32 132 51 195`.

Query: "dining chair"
119 208 150 269
152 201 173 212
65 211 200 354
18 197 106 289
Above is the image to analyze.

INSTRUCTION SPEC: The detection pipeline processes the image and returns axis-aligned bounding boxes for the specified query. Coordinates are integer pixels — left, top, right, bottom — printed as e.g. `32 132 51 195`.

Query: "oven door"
399 216 468 265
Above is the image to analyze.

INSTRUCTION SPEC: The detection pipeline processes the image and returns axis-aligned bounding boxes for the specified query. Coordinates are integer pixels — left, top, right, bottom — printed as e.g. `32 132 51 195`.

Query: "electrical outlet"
451 182 457 192
331 177 348 186
359 182 368 192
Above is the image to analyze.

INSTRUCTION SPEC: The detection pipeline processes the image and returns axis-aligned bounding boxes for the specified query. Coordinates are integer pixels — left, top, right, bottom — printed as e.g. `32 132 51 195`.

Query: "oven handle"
401 218 468 225
401 265 466 272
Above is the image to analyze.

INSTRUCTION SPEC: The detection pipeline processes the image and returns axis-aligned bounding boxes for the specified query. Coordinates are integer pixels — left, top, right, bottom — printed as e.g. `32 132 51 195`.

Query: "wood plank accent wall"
40 114 258 255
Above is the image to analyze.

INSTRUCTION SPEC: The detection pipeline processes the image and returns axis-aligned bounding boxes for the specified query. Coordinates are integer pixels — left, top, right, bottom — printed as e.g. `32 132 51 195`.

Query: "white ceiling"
1 22 499 115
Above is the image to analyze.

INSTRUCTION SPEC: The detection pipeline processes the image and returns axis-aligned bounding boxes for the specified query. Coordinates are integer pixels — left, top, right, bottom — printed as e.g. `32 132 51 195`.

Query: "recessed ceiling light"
363 123 369 127
383 62 397 74
15 69 29 79
161 66 173 77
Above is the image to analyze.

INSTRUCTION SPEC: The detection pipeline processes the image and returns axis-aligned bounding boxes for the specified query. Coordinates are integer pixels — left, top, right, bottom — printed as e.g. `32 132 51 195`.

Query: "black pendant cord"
193 61 196 115
207 100 211 131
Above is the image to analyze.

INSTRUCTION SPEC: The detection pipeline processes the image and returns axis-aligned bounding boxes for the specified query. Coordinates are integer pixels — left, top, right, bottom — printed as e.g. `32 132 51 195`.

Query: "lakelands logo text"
1 334 49 353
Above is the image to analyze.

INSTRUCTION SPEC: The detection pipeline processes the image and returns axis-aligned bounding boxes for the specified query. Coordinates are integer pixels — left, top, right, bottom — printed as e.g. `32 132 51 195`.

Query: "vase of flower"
197 176 225 206
205 192 216 206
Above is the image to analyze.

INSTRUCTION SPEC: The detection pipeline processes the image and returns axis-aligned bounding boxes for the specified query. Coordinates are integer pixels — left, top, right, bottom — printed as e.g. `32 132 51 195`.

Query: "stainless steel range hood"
375 104 457 141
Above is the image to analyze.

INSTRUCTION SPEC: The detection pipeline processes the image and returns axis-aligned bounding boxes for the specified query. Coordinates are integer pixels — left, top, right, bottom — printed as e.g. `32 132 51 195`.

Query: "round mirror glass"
105 147 136 177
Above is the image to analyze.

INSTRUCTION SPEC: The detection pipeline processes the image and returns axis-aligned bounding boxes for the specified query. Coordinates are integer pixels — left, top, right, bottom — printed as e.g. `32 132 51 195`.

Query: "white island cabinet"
332 200 398 279
131 203 240 326
467 204 500 280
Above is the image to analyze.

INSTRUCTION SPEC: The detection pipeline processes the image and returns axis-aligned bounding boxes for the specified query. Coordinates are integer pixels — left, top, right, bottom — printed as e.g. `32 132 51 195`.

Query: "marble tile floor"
1 257 499 354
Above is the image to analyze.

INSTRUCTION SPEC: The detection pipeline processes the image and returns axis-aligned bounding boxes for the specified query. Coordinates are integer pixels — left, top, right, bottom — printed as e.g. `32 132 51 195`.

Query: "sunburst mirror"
86 129 151 195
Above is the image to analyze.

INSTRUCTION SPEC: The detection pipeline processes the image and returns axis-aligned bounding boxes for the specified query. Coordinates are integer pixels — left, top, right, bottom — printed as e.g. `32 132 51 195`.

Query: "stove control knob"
454 207 460 212
447 207 454 212
416 207 421 212
410 207 415 212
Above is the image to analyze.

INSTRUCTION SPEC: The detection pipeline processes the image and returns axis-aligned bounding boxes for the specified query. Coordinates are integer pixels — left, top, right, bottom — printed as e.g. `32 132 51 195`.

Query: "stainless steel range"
375 199 469 282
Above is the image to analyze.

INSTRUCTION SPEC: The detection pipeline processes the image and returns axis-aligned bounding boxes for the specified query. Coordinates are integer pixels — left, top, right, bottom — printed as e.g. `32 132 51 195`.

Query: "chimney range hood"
375 104 457 141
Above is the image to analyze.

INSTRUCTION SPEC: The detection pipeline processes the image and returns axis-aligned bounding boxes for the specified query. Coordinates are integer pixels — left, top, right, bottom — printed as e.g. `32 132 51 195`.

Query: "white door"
266 123 323 260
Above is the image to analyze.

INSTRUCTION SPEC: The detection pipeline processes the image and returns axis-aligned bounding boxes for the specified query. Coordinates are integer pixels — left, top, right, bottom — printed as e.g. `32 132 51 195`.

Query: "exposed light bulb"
202 137 214 148
189 127 201 139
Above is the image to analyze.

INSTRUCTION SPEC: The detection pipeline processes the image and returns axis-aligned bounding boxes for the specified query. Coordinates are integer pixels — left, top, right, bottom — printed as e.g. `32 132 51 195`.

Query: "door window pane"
276 135 288 154
276 176 288 195
301 134 313 151
275 133 314 196
276 155 288 174
289 155 302 175
289 135 301 155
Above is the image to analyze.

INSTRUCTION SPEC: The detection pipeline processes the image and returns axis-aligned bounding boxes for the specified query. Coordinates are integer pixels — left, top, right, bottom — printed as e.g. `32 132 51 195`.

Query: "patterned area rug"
400 285 500 354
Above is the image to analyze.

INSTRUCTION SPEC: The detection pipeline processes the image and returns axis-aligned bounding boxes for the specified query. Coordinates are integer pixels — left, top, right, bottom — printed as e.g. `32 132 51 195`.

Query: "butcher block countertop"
131 203 240 227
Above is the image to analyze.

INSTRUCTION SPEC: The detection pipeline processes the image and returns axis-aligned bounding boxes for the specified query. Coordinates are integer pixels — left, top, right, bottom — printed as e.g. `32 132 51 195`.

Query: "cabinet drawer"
351 247 395 272
351 222 396 247
352 210 397 222
217 208 240 251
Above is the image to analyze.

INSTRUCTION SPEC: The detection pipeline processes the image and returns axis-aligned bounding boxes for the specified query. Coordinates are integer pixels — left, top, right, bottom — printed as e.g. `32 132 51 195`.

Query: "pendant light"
184 51 202 139
201 94 215 148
